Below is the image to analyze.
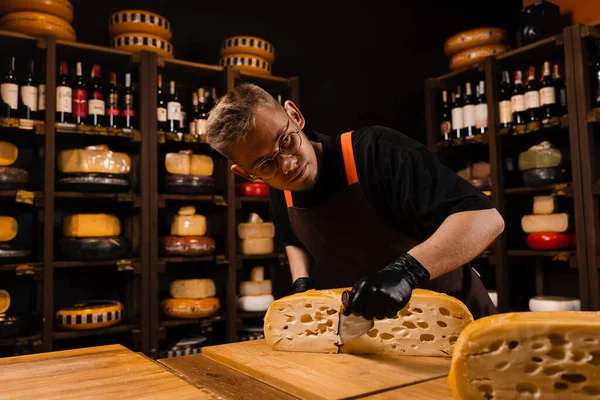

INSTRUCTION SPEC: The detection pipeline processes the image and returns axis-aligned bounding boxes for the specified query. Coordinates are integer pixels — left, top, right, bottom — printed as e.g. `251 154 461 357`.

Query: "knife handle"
342 290 354 308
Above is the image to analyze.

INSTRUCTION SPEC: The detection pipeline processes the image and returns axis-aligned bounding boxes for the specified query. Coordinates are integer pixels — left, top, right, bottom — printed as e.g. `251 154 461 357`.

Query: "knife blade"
338 290 374 345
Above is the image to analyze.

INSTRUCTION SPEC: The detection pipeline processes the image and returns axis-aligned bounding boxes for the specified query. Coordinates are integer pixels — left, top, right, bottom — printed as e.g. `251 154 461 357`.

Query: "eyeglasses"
249 125 302 181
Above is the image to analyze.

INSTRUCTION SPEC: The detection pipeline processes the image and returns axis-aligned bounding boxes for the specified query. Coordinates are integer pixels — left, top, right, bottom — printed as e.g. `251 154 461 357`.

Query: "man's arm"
285 245 313 281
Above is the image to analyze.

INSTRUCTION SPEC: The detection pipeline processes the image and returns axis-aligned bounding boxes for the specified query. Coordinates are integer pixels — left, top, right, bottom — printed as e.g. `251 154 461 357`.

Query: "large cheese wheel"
519 142 562 171
0 290 10 314
219 53 272 75
165 152 213 176
448 44 510 71
521 213 570 233
235 182 269 197
108 9 172 41
0 11 76 42
161 297 220 319
55 300 123 330
0 0 73 23
220 35 275 64
444 27 507 57
111 32 173 59
238 294 274 312
0 142 18 167
57 145 131 174
528 296 581 312
160 235 215 256
62 214 121 237
58 236 130 261
169 279 216 299
526 232 575 250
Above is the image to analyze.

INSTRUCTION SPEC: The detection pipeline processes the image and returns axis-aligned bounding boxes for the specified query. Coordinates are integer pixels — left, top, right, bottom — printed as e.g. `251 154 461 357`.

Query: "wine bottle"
439 90 451 141
552 64 567 115
539 61 558 121
196 87 209 137
167 80 181 133
524 66 540 122
1 56 18 118
462 82 476 138
106 72 120 128
72 62 87 125
451 86 463 139
19 59 38 120
37 62 46 117
121 72 136 129
157 74 167 131
180 92 188 134
56 61 72 123
511 70 526 126
475 80 487 135
87 64 105 126
498 70 512 131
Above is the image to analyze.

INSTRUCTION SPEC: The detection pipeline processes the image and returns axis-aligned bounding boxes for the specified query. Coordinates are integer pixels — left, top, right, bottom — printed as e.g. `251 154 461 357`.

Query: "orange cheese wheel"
108 9 172 41
220 35 275 64
111 32 174 59
0 11 75 41
0 0 74 23
449 44 510 71
444 27 507 57
161 297 220 319
219 53 271 75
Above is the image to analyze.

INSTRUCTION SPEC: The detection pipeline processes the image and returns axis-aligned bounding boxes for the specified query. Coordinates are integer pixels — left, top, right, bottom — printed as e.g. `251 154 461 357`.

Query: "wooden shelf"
55 192 141 205
505 183 572 196
0 334 42 347
238 253 286 261
507 249 577 267
53 259 140 273
158 194 228 208
55 123 141 142
0 190 43 206
53 324 139 340
436 134 488 149
238 196 269 203
496 34 563 62
593 181 600 195
0 262 41 274
159 319 208 328
237 311 266 319
159 256 226 264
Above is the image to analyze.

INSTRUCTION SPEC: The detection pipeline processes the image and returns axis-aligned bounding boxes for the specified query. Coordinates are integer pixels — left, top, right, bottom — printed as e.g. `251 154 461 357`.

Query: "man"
206 83 504 320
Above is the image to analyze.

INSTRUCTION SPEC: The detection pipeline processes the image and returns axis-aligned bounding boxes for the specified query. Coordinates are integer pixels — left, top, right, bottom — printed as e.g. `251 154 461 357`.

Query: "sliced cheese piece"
251 266 264 281
57 146 131 174
238 294 274 312
0 141 18 166
0 289 10 313
239 238 273 255
164 151 214 176
240 280 272 296
169 279 216 299
170 213 207 236
521 213 570 233
62 214 121 238
161 297 220 319
448 311 600 400
0 216 18 242
529 296 581 312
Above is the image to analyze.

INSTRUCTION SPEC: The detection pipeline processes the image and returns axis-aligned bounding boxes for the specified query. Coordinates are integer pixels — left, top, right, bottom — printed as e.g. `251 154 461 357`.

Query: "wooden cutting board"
367 377 454 399
0 344 208 399
202 339 451 400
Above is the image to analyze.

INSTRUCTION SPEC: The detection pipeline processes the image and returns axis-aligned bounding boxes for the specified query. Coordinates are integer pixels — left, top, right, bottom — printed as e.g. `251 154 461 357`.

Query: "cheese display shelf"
425 24 597 314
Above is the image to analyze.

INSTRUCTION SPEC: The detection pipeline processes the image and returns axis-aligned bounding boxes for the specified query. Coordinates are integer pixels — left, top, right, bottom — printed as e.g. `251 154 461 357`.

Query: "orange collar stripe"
284 189 294 207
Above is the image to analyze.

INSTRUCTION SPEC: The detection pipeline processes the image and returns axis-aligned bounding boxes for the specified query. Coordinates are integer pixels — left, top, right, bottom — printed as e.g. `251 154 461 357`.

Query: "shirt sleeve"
268 187 306 249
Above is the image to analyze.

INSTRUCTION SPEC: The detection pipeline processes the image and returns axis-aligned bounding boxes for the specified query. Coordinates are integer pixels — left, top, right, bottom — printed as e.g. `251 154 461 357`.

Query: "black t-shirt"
269 126 494 249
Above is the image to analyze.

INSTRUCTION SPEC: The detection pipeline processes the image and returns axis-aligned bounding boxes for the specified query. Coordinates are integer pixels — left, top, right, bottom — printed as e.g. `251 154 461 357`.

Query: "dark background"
72 0 524 144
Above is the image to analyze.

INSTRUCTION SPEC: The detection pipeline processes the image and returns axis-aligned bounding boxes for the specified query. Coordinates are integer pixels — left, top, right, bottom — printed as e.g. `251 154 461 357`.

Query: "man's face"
228 103 318 191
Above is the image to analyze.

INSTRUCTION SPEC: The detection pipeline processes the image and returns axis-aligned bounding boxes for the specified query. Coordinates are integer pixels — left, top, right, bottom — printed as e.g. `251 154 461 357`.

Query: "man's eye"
280 135 290 146
258 162 270 171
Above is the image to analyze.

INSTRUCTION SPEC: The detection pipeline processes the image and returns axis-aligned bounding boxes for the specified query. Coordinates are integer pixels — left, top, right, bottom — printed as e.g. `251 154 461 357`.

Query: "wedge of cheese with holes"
165 151 213 176
264 288 473 356
448 311 600 400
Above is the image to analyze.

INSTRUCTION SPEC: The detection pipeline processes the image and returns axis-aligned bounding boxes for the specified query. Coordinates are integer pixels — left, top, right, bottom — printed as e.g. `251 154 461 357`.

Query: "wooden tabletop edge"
346 374 450 399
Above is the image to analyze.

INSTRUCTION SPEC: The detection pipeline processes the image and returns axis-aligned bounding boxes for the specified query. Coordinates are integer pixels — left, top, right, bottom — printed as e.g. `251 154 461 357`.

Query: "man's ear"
284 100 305 130
231 164 263 182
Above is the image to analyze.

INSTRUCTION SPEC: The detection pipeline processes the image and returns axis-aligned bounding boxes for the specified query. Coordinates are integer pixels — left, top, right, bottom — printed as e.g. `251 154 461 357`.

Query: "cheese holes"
437 321 447 328
531 342 545 350
548 333 569 346
477 384 493 399
449 336 458 345
589 351 600 366
420 334 435 342
285 314 295 323
439 307 451 316
412 308 423 313
583 386 600 395
523 363 541 374
547 349 567 360
516 383 539 396
304 303 312 308
402 321 417 329
554 382 568 390
495 361 510 371
300 314 313 323
399 309 412 317
489 340 503 352
367 329 379 338
326 309 337 315
572 350 586 362
508 341 519 350
560 374 587 384
584 337 598 344
531 357 543 363
543 366 565 376
417 322 429 329
319 306 328 311
380 333 394 340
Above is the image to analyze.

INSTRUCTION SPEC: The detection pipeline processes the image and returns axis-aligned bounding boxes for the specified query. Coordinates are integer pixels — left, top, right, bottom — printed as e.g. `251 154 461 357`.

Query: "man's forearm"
407 209 504 280
285 245 313 281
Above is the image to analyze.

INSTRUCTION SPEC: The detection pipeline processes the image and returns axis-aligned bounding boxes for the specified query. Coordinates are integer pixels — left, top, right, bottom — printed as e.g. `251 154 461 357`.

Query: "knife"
338 290 374 345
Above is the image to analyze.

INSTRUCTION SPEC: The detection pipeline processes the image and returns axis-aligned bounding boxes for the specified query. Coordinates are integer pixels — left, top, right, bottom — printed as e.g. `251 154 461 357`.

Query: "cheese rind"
0 141 18 166
448 311 600 400
169 279 216 299
62 214 121 237
57 146 131 174
0 216 18 242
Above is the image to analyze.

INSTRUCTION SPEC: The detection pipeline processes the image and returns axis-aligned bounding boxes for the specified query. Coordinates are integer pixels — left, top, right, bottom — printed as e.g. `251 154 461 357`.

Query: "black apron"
283 131 496 319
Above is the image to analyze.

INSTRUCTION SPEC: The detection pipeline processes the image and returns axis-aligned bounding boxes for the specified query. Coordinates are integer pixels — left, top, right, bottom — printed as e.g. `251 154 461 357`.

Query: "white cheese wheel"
161 297 220 319
108 9 172 41
170 214 207 236
0 141 18 166
57 145 131 174
169 279 216 299
220 35 275 64
111 32 173 59
164 152 213 176
0 11 76 42
55 300 123 330
240 280 272 296
0 216 18 242
219 53 272 76
250 266 264 281
448 44 510 71
62 214 121 237
238 294 274 312
0 0 74 23
521 213 570 233
444 27 507 57
239 238 273 255
529 296 581 312
0 290 10 313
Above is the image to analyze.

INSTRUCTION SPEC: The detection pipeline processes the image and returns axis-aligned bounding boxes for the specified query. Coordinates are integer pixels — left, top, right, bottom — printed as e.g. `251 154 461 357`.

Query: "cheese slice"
239 238 273 255
165 152 214 176
0 141 18 166
264 288 473 356
62 214 121 237
170 213 207 236
57 145 131 174
0 216 18 242
448 311 600 400
521 213 570 233
170 279 215 299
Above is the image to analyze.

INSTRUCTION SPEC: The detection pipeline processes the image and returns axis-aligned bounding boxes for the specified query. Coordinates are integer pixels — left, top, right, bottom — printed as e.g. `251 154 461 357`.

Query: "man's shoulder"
350 125 425 155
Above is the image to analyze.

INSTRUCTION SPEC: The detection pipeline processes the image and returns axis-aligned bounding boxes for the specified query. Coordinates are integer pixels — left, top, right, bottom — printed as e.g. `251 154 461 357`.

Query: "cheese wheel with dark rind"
110 32 174 59
0 0 74 23
108 9 172 41
161 297 220 319
160 235 216 256
55 300 123 330
220 35 275 64
444 27 507 57
219 53 271 75
449 44 510 71
0 11 76 42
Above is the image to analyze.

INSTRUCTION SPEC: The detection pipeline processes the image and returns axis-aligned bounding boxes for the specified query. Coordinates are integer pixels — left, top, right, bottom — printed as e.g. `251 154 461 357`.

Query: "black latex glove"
342 253 430 320
291 277 315 294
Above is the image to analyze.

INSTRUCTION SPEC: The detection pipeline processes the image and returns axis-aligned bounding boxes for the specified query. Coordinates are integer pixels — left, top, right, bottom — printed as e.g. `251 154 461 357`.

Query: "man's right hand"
291 277 314 294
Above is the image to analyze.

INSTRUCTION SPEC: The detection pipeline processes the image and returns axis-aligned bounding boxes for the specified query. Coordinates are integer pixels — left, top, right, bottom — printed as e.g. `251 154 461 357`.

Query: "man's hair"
206 82 281 154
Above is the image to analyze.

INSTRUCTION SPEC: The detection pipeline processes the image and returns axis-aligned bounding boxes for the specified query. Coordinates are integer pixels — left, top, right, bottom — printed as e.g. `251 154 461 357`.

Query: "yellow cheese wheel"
444 27 507 57
0 290 10 313
108 9 172 41
161 297 220 319
0 216 18 242
219 53 271 76
0 0 74 23
449 44 510 71
0 141 18 166
62 213 121 238
220 35 275 64
0 11 76 42
57 145 131 174
111 32 174 59
55 300 123 330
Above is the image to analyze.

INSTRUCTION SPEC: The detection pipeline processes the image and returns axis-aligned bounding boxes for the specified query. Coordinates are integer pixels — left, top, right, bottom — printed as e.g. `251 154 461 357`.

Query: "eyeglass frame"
247 122 303 181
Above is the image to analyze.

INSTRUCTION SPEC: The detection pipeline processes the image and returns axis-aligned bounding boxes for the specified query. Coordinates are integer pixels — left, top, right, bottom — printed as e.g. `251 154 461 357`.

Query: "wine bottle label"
122 108 136 117
73 89 87 118
475 104 487 129
21 86 38 112
123 94 135 117
511 94 525 112
157 107 167 122
88 99 105 115
1 83 18 110
167 101 182 121
440 120 451 137
462 104 475 128
107 93 120 116
539 87 556 106
196 118 208 135
56 86 72 113
38 84 46 111
499 100 512 123
451 108 463 130
525 90 540 109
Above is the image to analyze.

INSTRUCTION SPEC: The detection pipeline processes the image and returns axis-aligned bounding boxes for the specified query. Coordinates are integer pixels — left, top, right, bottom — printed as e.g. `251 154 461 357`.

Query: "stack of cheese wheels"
108 9 174 59
163 151 215 194
57 145 131 193
55 300 123 330
522 195 576 251
238 266 274 312
0 0 75 42
0 141 29 190
238 212 274 255
58 213 131 261
444 27 509 71
519 140 566 187
160 206 216 257
161 278 220 319
219 35 275 75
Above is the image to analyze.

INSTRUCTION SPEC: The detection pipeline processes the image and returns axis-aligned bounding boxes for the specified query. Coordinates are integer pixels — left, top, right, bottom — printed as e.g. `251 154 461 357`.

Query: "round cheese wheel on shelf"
0 216 17 242
220 35 275 64
160 235 215 256
0 166 30 190
239 238 274 255
528 296 581 312
58 236 131 261
0 11 76 42
448 44 510 71
161 297 220 319
219 53 271 76
108 10 172 41
169 279 216 299
0 290 10 313
444 27 507 57
235 183 269 197
0 242 31 263
526 232 575 250
0 141 18 166
162 335 208 358
0 0 74 23
111 32 173 59
238 294 275 312
55 300 123 330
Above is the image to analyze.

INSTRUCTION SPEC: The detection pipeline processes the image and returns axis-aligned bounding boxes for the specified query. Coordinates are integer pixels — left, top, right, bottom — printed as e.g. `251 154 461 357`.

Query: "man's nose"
280 154 297 175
